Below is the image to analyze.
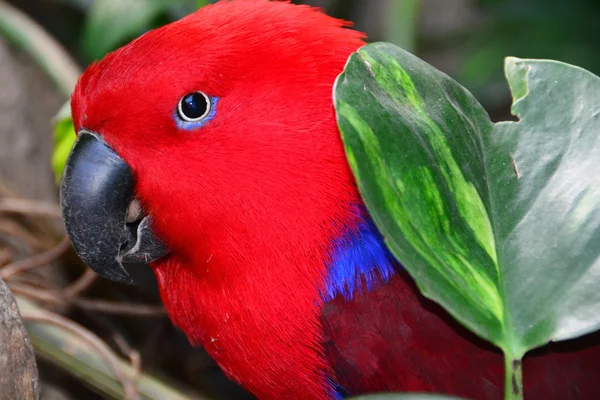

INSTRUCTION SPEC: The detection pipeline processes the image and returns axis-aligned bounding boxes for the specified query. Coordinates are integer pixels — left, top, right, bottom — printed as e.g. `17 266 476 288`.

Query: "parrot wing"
321 215 600 399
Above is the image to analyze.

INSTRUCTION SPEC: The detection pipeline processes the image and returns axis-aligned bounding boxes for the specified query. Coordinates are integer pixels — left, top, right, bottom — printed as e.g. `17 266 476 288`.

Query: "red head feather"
72 1 365 398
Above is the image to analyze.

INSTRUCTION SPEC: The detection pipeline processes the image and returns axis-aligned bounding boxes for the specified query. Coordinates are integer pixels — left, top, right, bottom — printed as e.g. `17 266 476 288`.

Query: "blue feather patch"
323 215 396 302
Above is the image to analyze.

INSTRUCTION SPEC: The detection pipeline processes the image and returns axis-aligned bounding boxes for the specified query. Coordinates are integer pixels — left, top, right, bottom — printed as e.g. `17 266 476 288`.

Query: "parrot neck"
153 209 397 399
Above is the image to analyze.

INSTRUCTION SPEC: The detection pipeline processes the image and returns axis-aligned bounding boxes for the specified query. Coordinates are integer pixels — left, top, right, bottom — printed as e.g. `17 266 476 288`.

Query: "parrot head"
61 0 366 398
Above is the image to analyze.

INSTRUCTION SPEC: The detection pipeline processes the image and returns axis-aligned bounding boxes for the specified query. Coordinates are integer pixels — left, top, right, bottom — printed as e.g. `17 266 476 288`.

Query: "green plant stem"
504 354 523 400
386 0 420 52
0 1 80 97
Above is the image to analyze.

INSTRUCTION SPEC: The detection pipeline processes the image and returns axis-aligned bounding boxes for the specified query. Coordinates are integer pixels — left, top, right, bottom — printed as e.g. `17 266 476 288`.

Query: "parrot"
59 1 600 399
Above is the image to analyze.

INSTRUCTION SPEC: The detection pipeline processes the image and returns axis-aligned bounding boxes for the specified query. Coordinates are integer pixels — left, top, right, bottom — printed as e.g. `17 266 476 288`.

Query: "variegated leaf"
334 42 600 360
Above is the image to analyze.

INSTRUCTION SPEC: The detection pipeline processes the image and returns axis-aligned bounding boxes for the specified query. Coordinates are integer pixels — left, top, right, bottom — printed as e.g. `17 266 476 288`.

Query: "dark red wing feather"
322 270 600 399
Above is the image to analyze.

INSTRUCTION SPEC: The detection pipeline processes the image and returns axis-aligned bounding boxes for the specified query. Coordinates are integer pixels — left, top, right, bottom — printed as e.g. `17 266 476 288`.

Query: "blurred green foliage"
54 0 600 111
460 0 600 105
52 102 75 182
67 0 212 61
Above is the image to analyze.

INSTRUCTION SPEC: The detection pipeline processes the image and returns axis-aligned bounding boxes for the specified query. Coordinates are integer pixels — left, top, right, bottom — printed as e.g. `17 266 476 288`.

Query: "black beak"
60 131 168 284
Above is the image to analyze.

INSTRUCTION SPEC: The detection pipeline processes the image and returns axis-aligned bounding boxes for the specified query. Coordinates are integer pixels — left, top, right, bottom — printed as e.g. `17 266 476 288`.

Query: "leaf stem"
504 354 523 400
386 0 420 52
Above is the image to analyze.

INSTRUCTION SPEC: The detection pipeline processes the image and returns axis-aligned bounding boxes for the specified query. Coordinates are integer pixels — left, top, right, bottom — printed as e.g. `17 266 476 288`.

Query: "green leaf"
81 0 170 60
52 102 76 183
334 42 600 363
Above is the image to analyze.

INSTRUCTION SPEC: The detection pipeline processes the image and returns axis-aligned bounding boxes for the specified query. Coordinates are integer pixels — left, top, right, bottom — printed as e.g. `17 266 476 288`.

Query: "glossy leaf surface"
334 42 600 359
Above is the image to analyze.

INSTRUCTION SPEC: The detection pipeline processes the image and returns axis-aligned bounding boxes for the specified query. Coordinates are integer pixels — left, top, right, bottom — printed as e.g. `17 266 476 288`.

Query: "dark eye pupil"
180 92 208 120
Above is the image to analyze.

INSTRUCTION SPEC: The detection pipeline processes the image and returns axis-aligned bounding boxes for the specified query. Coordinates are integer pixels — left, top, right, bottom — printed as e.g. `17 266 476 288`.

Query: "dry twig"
9 282 165 317
0 182 180 399
74 298 166 317
98 317 143 386
0 219 48 249
0 198 62 218
0 236 70 279
9 271 56 290
0 247 13 266
64 268 97 297
21 310 141 400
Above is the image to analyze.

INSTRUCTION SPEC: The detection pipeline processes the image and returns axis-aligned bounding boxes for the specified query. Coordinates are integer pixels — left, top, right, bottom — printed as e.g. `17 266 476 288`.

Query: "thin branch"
103 321 142 385
64 268 97 297
0 247 13 266
9 282 64 304
9 282 165 317
0 219 48 249
20 311 140 400
0 198 62 219
9 273 56 290
0 236 70 280
74 298 166 317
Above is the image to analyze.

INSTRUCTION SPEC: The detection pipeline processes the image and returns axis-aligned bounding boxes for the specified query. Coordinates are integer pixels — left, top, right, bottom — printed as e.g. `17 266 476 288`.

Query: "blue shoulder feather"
322 212 397 302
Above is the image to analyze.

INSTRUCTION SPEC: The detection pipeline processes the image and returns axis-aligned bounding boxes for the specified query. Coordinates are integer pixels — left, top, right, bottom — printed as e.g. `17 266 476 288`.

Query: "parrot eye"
178 92 211 121
175 91 218 130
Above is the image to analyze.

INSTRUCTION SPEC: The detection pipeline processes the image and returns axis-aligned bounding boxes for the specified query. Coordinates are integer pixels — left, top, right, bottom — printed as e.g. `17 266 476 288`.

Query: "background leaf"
334 42 600 362
459 0 600 106
52 102 77 182
0 1 80 96
81 0 170 60
491 57 600 346
384 0 420 53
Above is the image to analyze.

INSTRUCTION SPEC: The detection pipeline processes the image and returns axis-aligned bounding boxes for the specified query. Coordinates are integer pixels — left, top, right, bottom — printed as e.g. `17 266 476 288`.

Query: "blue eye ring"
175 91 218 130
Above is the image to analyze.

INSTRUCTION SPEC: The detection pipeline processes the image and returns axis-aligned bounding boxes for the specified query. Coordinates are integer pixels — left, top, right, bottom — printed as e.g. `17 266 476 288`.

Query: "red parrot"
59 1 600 399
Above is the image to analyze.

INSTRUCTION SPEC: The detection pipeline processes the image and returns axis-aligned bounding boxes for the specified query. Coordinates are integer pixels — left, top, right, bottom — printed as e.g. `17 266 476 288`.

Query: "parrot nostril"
125 198 144 223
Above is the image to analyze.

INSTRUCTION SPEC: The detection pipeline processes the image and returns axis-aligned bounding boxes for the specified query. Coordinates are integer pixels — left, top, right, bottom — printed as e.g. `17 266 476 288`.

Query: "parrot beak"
60 131 169 284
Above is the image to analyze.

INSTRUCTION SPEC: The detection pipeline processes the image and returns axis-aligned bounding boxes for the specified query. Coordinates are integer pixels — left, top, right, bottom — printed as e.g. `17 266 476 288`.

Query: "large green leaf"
334 42 600 364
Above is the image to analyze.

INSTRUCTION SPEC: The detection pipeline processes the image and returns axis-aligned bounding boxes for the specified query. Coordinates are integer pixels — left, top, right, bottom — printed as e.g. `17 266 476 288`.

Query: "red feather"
323 270 600 399
70 1 600 399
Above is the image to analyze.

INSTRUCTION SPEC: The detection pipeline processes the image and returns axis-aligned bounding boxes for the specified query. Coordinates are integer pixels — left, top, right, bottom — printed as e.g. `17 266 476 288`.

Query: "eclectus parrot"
59 1 600 399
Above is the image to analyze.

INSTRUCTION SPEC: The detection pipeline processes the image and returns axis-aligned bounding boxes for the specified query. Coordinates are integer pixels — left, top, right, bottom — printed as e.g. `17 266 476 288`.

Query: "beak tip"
103 268 136 285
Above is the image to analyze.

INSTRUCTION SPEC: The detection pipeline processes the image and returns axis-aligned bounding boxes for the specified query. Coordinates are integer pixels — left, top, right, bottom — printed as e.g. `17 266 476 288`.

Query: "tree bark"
0 277 39 400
